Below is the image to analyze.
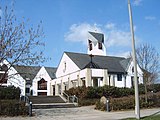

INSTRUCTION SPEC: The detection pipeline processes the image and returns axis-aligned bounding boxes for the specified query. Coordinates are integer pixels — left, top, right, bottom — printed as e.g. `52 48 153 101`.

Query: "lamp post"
128 0 140 119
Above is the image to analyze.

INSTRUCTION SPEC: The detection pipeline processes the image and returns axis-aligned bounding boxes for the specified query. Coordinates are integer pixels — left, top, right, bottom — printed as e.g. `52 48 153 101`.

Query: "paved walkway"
1 106 160 120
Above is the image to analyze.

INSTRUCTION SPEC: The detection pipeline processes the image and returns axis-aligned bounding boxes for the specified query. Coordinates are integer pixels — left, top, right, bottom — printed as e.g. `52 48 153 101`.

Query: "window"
0 73 8 83
0 64 8 84
132 67 134 73
26 80 32 85
26 88 30 93
63 61 66 73
88 40 92 51
98 42 102 49
117 74 122 81
38 78 47 90
0 64 8 71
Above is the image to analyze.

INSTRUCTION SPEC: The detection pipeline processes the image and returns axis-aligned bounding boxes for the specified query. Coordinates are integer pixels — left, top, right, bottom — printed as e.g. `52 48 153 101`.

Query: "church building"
51 31 143 95
0 31 143 96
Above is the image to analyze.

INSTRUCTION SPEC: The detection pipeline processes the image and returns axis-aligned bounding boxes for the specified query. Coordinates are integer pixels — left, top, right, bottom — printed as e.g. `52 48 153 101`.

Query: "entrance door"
53 85 55 96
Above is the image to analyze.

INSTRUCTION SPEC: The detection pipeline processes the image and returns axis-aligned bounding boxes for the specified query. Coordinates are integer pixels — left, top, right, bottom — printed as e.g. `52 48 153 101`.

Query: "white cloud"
65 22 140 51
106 30 131 47
105 23 131 48
64 23 103 45
133 0 143 6
105 23 115 30
109 51 131 58
145 16 156 21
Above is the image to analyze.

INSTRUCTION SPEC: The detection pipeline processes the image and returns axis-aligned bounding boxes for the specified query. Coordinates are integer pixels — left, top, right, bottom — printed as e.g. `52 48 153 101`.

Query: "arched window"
38 78 47 90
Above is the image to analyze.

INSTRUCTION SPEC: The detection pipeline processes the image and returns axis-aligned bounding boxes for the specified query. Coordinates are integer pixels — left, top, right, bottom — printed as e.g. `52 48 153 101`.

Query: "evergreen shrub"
0 100 28 116
95 92 160 111
0 86 21 100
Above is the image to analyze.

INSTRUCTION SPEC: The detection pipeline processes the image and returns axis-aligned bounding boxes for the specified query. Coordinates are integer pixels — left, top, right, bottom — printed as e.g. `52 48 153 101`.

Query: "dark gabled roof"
89 31 104 43
84 61 101 69
45 67 57 79
13 65 57 80
120 58 131 71
13 65 41 80
65 52 129 73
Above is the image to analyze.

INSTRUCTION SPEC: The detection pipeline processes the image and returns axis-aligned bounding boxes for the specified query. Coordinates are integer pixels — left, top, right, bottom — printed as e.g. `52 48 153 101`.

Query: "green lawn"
122 114 160 120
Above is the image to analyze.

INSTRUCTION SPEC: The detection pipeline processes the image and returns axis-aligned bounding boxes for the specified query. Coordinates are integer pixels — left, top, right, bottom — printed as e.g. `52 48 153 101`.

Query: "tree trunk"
144 78 148 103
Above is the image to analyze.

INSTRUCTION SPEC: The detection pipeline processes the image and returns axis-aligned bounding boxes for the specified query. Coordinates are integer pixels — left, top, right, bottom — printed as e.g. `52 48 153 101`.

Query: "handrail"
20 95 30 104
63 92 69 102
69 95 78 103
62 92 78 104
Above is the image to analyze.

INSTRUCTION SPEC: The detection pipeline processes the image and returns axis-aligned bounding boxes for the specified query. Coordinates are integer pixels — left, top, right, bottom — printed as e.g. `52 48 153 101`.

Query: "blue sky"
1 0 160 67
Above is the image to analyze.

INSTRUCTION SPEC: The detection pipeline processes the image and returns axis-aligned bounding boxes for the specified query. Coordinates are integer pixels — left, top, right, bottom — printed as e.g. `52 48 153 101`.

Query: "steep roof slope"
120 58 131 71
13 65 41 80
65 52 129 73
89 31 104 43
13 65 57 80
45 67 57 79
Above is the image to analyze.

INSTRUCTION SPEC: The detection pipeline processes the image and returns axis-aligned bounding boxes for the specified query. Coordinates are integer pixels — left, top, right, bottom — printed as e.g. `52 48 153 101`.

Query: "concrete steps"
32 103 77 109
29 96 65 104
29 96 77 109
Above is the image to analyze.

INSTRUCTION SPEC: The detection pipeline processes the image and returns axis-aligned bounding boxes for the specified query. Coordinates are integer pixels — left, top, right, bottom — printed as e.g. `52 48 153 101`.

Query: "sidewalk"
1 106 160 120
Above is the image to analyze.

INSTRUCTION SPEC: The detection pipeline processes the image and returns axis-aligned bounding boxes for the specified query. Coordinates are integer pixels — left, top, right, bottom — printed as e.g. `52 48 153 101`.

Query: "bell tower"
87 31 106 56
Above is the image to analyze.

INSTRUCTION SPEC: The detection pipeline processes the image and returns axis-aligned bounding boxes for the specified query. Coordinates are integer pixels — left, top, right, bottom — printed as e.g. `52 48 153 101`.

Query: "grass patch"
122 114 160 120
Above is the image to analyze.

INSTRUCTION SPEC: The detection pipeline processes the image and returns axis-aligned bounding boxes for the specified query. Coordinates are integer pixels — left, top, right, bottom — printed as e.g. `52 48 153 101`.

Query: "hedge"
65 85 136 99
0 86 21 100
95 92 160 111
0 100 29 116
65 84 160 100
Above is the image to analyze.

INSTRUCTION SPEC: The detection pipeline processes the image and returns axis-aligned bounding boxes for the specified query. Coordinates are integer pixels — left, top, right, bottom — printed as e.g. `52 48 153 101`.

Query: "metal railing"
20 95 30 104
20 96 32 116
63 92 70 102
62 92 78 104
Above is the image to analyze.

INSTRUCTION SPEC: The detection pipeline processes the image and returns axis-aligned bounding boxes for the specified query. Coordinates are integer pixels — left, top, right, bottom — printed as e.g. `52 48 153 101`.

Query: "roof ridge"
65 51 126 59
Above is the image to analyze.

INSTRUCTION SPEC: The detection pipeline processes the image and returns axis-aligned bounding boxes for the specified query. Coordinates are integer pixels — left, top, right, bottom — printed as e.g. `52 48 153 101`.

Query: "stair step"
32 103 77 109
29 96 65 104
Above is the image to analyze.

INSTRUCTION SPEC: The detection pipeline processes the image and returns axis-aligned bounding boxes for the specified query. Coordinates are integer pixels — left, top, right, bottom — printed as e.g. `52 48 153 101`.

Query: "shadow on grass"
121 110 160 120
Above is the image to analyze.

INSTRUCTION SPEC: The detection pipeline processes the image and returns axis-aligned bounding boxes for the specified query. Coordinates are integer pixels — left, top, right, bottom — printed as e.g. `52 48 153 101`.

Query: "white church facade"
0 31 143 96
51 32 143 95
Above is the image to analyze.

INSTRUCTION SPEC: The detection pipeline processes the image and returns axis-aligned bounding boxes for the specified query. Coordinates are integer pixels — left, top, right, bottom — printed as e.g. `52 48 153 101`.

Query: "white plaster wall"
92 69 103 77
32 67 52 96
87 44 106 56
126 76 132 88
114 75 125 88
56 53 80 78
8 67 26 96
1 60 25 96
52 78 62 85
87 33 106 56
124 61 144 88
79 69 86 78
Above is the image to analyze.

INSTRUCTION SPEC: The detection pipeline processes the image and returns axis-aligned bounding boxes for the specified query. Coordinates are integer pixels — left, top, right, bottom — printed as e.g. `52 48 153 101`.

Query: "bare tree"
136 43 159 84
0 5 46 84
136 43 160 102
